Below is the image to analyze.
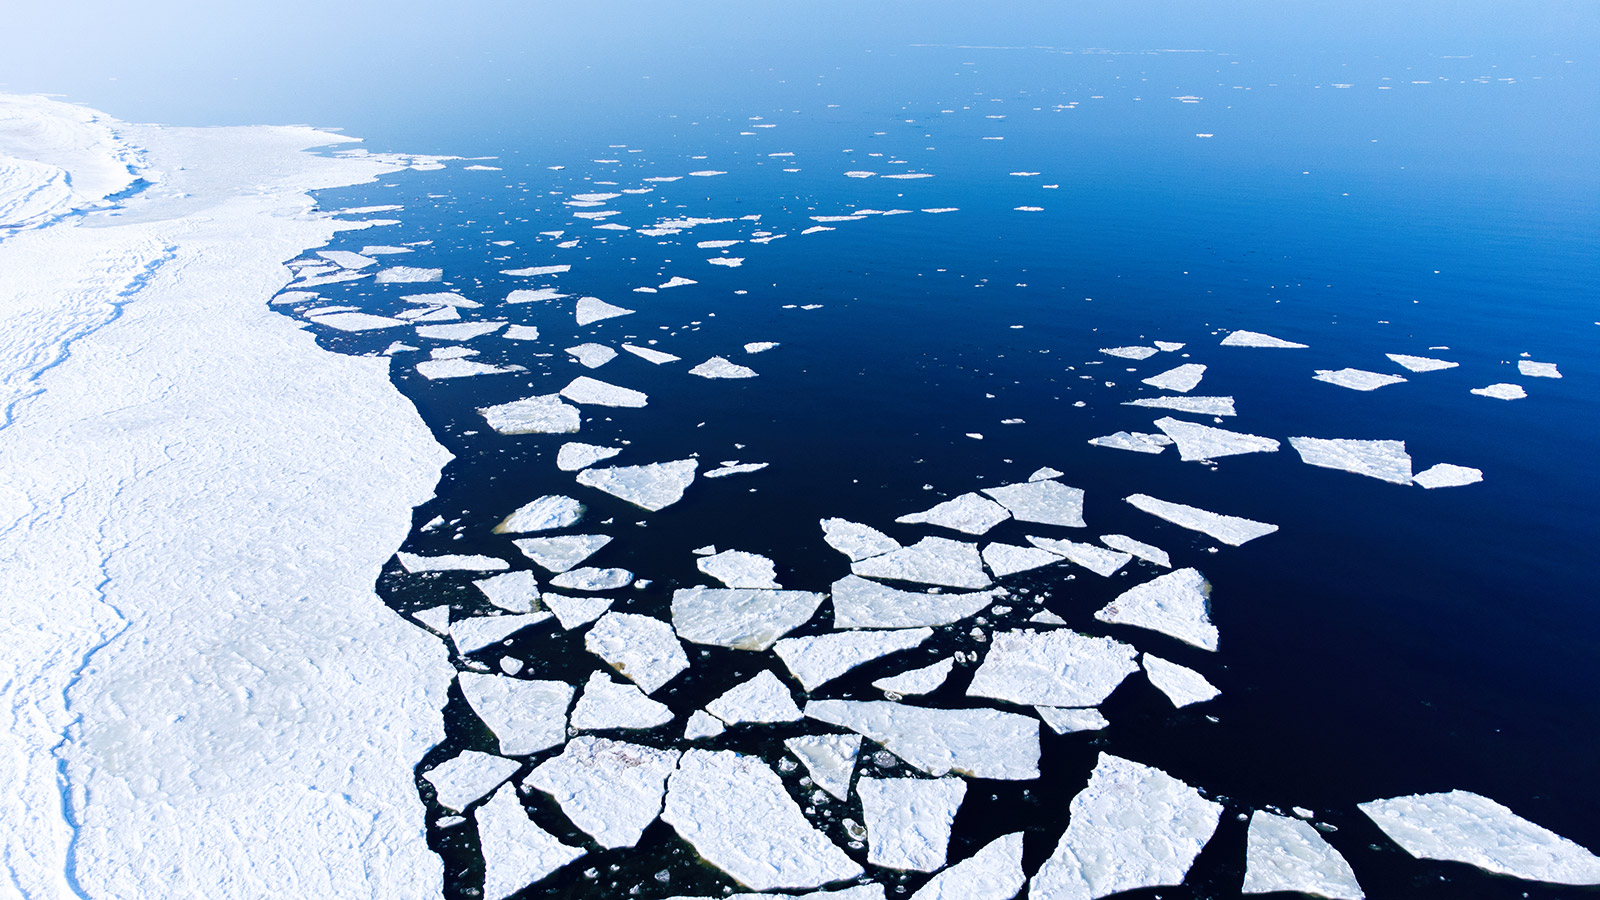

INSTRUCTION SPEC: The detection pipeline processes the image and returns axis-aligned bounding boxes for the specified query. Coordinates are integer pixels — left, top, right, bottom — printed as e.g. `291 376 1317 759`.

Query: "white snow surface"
775 627 934 691
310 311 406 331
1088 431 1174 454
983 542 1063 578
569 671 674 731
830 574 1000 629
1413 463 1483 489
1126 494 1279 546
574 296 634 325
1100 346 1159 360
981 480 1087 527
479 394 581 434
784 734 862 801
476 783 585 900
555 441 621 471
1035 707 1110 734
705 670 803 724
857 777 967 871
1472 382 1527 400
1314 368 1407 391
1518 360 1561 378
564 342 618 368
539 593 614 630
525 736 680 849
698 549 782 589
1142 363 1207 393
690 356 758 378
470 570 542 614
821 517 902 561
451 613 552 655
415 320 504 341
1155 416 1280 461
1242 811 1365 899
1125 395 1238 417
1099 534 1171 567
561 375 647 407
1026 536 1133 577
909 832 1026 900
1221 330 1308 348
851 536 993 589
967 629 1139 708
576 458 698 510
416 358 526 380
398 551 509 572
513 534 611 574
460 674 574 757
1359 790 1600 885
1289 436 1414 484
873 657 956 696
896 492 1012 535
1387 353 1458 372
805 700 1040 780
621 343 681 364
672 587 826 650
1142 654 1220 707
423 751 521 813
493 494 585 533
1094 568 1219 651
584 611 688 693
684 710 726 740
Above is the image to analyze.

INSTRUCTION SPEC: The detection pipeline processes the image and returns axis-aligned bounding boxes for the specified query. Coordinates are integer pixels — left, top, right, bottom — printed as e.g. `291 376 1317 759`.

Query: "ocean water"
280 45 1597 899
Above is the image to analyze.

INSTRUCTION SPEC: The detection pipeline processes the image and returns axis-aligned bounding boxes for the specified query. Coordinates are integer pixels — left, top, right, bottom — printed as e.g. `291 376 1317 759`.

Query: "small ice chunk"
503 264 571 276
575 296 635 325
981 480 1086 528
805 700 1040 780
540 593 612 630
423 750 520 812
316 251 377 269
1242 811 1365 899
1126 494 1279 546
309 311 407 331
459 673 573 756
413 605 450 632
1314 368 1407 391
982 542 1062 578
525 736 680 848
1089 431 1174 454
570 671 674 730
513 534 611 573
1101 346 1159 360
476 783 585 900
1143 364 1206 392
505 288 566 304
1126 396 1238 417
1472 382 1527 400
851 537 992 589
1031 753 1223 900
858 777 967 871
1387 353 1457 372
659 276 698 288
744 341 779 353
493 495 585 534
1099 534 1171 568
375 266 443 283
1518 360 1561 378
502 324 540 340
1289 437 1413 484
451 613 553 655
784 734 862 801
1358 790 1600 885
831 574 999 629
416 358 527 379
1221 330 1308 348
577 459 697 510
967 629 1139 707
896 492 1012 535
551 567 633 591
416 321 505 341
1094 568 1218 651
705 670 802 724
565 343 619 369
703 462 769 478
698 549 781 589
1413 463 1483 489
1155 417 1279 461
684 709 726 739
403 291 480 308
873 657 955 696
909 832 1025 900
1154 341 1186 351
556 442 622 471
560 375 647 407
1030 466 1065 481
1026 537 1133 577
621 343 681 364
1142 654 1220 707
479 394 581 434
1029 610 1068 626
775 627 934 691
821 518 901 561
673 587 825 650
690 356 758 378
397 552 508 573
707 256 744 267
1035 707 1109 734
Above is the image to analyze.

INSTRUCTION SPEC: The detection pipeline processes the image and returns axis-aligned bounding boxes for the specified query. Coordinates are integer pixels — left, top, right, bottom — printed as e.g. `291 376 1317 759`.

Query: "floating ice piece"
698 549 781 589
526 737 680 849
744 341 779 353
659 276 698 288
1126 494 1278 546
845 171 876 178
493 494 585 534
1242 811 1365 899
690 356 758 378
1472 383 1526 400
706 670 802 724
897 492 1011 535
805 700 1040 780
982 542 1062 578
852 537 992 589
459 673 574 756
564 343 618 369
1387 353 1457 372
699 239 742 249
1142 363 1207 393
503 264 570 276
513 534 611 573
1101 346 1159 360
428 345 474 358
452 613 553 655
1143 654 1219 707
1088 431 1173 454
1413 463 1483 489
561 375 647 407
424 750 520 812
784 734 861 801
552 566 633 591
375 266 442 283
1154 341 1187 352
1035 707 1110 734
309 311 407 331
1094 568 1218 651
540 593 613 629
577 459 698 510
505 288 566 304
416 321 505 341
361 245 412 255
621 343 680 364
413 605 450 632
416 358 526 379
673 587 826 650
981 480 1086 527
775 627 934 691
402 291 481 308
1289 437 1413 484
1099 534 1171 568
1221 330 1308 348
704 462 769 478
662 750 863 890
1518 360 1561 378
1359 790 1600 885
385 341 420 355
1026 537 1132 577
1313 368 1407 391
707 257 744 267
1030 611 1068 626
967 629 1139 707
397 552 508 573
575 296 635 326
570 671 673 730
909 832 1026 900
821 518 901 561
1032 753 1223 900
873 657 955 696
688 170 726 176
858 777 967 871
556 442 622 472
831 574 1000 629
476 783 585 900
570 192 620 202
502 324 540 340
684 709 725 740
479 394 581 434
1154 417 1280 461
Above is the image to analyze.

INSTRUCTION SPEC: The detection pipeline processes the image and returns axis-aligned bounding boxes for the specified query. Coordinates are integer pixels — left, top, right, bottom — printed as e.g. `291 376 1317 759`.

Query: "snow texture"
851 537 993 589
1413 463 1483 489
981 480 1087 527
1314 368 1407 391
706 670 802 724
555 442 621 471
576 459 698 510
423 751 520 813
1289 436 1414 484
493 494 585 534
873 657 956 696
831 574 1001 629
513 533 612 573
1142 363 1207 393
857 777 967 871
821 518 902 561
1026 536 1133 577
569 671 674 731
805 700 1040 780
1221 330 1308 348
983 542 1063 578
1126 494 1279 546
561 375 647 407
967 629 1139 707
1155 416 1280 461
1035 707 1110 734
476 783 585 900
698 549 781 589
775 627 934 691
480 394 581 434
460 673 574 756
525 736 680 848
672 587 826 650
908 832 1026 900
784 734 862 801
1359 790 1600 885
1142 654 1220 707
896 492 1012 535
584 612 688 693
690 356 758 378
1242 811 1365 899
473 570 542 613
1098 534 1171 568
1094 568 1218 651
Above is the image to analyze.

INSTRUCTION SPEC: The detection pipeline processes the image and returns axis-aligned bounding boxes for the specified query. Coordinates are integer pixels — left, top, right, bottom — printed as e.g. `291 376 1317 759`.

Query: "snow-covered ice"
525 736 680 848
502 324 540 340
1314 368 1407 391
512 533 612 572
1413 463 1483 489
1359 790 1600 885
415 320 505 341
1026 536 1133 577
774 627 934 691
1125 494 1279 546
873 657 955 696
398 551 509 573
423 750 521 812
1518 360 1561 378
1221 330 1308 348
967 629 1139 707
451 612 552 655
1094 568 1218 651
1125 396 1238 417
460 673 574 755
574 296 635 325
805 700 1040 780
477 783 586 900
492 494 585 534
1099 534 1171 568
1472 382 1527 400
1155 416 1280 461
1035 707 1110 734
576 459 697 510
479 394 581 434
981 480 1086 528
474 570 543 612
1101 346 1159 360
622 343 681 364
416 357 526 379
1088 431 1173 454
672 587 826 650
851 537 992 589
1289 436 1414 484
705 670 803 724
744 341 779 353
690 356 758 378
698 549 781 589
896 491 1011 534
1142 654 1220 707
704 461 769 478
857 777 967 871
540 593 614 630
584 611 687 693
374 266 443 283
560 375 647 407
570 671 674 731
550 566 633 591
1142 363 1207 393
503 264 570 276
784 734 862 801
555 441 622 471
830 574 1000 629
982 542 1062 578
908 832 1025 900
684 709 726 740
1387 353 1458 372
565 343 619 369
1242 811 1365 899
309 311 407 331
821 518 901 561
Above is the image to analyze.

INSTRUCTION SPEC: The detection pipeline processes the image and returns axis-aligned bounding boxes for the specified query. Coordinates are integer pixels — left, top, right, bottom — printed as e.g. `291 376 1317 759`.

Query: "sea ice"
1101 346 1159 360
1142 363 1207 392
459 673 574 755
1030 753 1223 900
908 832 1025 900
830 574 1000 629
820 518 901 561
967 629 1139 707
805 700 1040 779
896 492 1012 535
423 750 520 812
1387 353 1457 372
1088 431 1173 454
1094 568 1218 651
415 321 505 341
470 569 540 611
684 709 726 740
981 480 1086 527
451 613 553 655
479 394 581 434
1155 417 1278 461
708 257 744 267
1026 537 1133 577
560 375 647 407
1242 811 1365 899
540 593 613 630
505 288 566 304
851 537 992 589
550 566 633 591
1099 534 1171 568
1289 436 1413 484
374 266 442 283
1413 463 1483 489
982 542 1062 578
1518 360 1561 378
706 670 802 724
476 783 585 900
555 442 622 471
525 736 681 849
1142 654 1220 707
308 311 407 331
704 462 769 478
1472 383 1527 400
415 358 525 379
1126 395 1238 417
690 356 758 378
1126 494 1279 546
402 291 480 308
662 749 863 890
698 549 781 589
1359 790 1600 885
503 324 540 340
857 777 967 871
577 459 697 511
414 605 451 632
1035 707 1110 734
1314 368 1407 391
784 734 862 801
673 587 825 650
873 657 955 696
744 341 779 353
1221 330 1308 348
774 627 934 691
575 296 635 326
570 671 674 730
659 276 698 288
503 264 570 276
513 534 611 573
492 494 585 534
621 343 681 364
397 552 508 573
564 343 618 369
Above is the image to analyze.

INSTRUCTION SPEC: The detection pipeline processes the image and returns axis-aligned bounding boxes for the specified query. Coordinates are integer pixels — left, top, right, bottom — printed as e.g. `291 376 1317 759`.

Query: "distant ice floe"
309 311 406 331
493 494 585 534
1142 654 1220 707
707 257 744 267
1386 352 1457 372
550 566 633 591
479 394 581 434
525 737 680 849
1095 568 1218 650
505 288 566 304
570 671 673 730
403 290 480 308
858 777 967 871
1099 534 1170 567
690 356 758 378
982 479 1086 527
805 700 1040 780
1035 707 1110 734
476 783 585 900
541 593 613 629
672 587 826 650
415 358 527 379
576 459 698 510
1088 431 1173 454
459 673 573 755
503 264 570 276
621 343 682 364
1360 790 1600 885
874 657 955 696
565 343 618 369
1518 360 1561 378
1127 493 1278 545
661 749 863 890
851 537 992 589
1242 811 1365 899
1413 463 1483 489
775 627 933 691
821 518 901 562
1289 437 1413 484
1126 395 1237 417
659 276 698 289
909 832 1025 900
1314 368 1407 391
561 375 647 408
575 296 634 326
1472 383 1526 400
697 549 781 589
785 733 862 800
1026 536 1132 577
512 534 611 573
416 321 504 341
451 613 551 655
1031 753 1223 899
1154 417 1278 461
969 629 1138 707
398 552 508 573
1101 346 1159 360
1142 363 1207 393
896 492 1011 535
373 266 442 283
744 341 779 353
423 750 520 812
831 575 1000 629
1221 330 1308 348
704 461 769 478
982 542 1062 578
556 442 622 471
474 570 542 613
706 670 802 724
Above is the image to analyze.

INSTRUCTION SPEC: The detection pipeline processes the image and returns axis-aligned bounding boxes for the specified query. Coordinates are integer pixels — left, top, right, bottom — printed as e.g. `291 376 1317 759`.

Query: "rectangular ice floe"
672 587 826 650
560 375 647 407
1141 363 1207 393
805 700 1040 780
524 737 680 849
479 394 581 434
830 574 1000 629
397 552 508 573
1142 654 1219 707
1220 330 1308 348
896 492 1011 534
858 777 967 871
909 832 1025 900
775 627 934 691
851 536 992 589
1288 436 1413 484
502 324 540 340
1094 568 1218 650
576 459 697 510
584 612 688 694
980 479 1086 527
1242 811 1364 899
1359 790 1600 885
1125 396 1237 416
1518 360 1561 378
502 264 570 276
477 783 585 900
1125 494 1279 546
967 629 1139 707
1026 537 1132 577
1314 368 1407 391
459 673 574 756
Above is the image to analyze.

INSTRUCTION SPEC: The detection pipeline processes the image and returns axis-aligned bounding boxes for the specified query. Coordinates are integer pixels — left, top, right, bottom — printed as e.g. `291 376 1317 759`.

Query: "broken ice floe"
706 670 802 724
585 613 687 693
697 549 781 589
1100 346 1159 360
1518 360 1561 378
707 257 744 267
505 288 566 304
540 593 613 630
374 266 443 283
659 276 698 289
397 552 508 573
1030 753 1223 900
896 492 1011 535
1413 463 1483 489
981 480 1086 527
744 341 779 353
459 673 573 756
851 537 992 589
806 700 1040 780
703 461 769 478
574 296 635 325
476 783 585 900
684 709 726 740
1142 654 1220 707
413 605 451 632
775 627 934 691
967 629 1138 707
1221 330 1308 348
525 736 680 849
576 459 697 511
1089 431 1174 454
672 587 826 650
415 321 505 341
830 574 999 629
621 343 681 364
1099 534 1171 568
1386 353 1457 372
451 613 552 655
1026 537 1132 577
1142 363 1207 393
690 356 758 378
403 291 480 308
503 264 570 276
1242 811 1365 899
858 777 967 871
423 750 520 812
512 533 611 573
503 324 540 340
560 375 648 407
1359 790 1600 885
565 343 619 369
1094 568 1218 651
785 733 862 801
308 311 406 331
1155 416 1279 461
982 542 1062 578
1126 494 1279 546
821 518 901 562
415 358 526 379
1313 368 1407 391
550 566 633 591
909 832 1025 900
555 442 622 472
1035 707 1110 734
570 671 674 730
1125 395 1238 417
1289 436 1413 484
1472 383 1526 400
493 494 585 534
873 657 955 696
480 394 581 434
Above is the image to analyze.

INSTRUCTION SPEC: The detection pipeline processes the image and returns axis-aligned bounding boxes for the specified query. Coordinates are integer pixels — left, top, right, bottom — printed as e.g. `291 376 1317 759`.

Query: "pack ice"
476 783 585 900
967 629 1139 707
775 627 934 691
1242 810 1365 899
1094 568 1218 651
1289 437 1413 484
851 537 992 589
830 574 1000 629
909 832 1026 900
479 394 581 434
584 611 688 693
981 479 1086 527
577 459 698 510
525 736 680 848
672 587 826 650
805 700 1040 780
1359 790 1600 885
459 673 574 756
1155 416 1279 461
857 777 967 871
896 492 1011 534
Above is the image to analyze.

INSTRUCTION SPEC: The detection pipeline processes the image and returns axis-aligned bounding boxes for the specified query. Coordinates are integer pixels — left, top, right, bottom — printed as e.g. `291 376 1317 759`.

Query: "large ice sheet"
423 750 521 813
570 671 673 731
1221 330 1308 348
774 627 934 691
1026 536 1132 577
831 574 1000 629
525 736 680 849
1155 416 1280 461
1031 753 1223 899
562 375 646 408
1142 363 1207 393
909 832 1025 900
1359 790 1600 884
1289 436 1413 484
479 394 582 434
476 783 585 900
698 549 781 589
584 612 688 693
821 517 901 561
1125 494 1279 546
672 587 825 650
1242 811 1365 899
858 777 967 871
967 629 1139 707
460 673 574 756
706 670 802 724
576 459 697 510
1142 654 1220 707
784 734 862 800
513 534 611 573
896 492 1012 535
851 537 992 589
805 700 1040 780
981 480 1086 527
493 494 585 533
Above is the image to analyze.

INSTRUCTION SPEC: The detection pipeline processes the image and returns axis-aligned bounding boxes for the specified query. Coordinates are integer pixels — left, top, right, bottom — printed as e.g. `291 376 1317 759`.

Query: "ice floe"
576 459 697 510
493 494 585 534
684 709 726 740
374 266 443 283
673 587 826 650
1026 537 1133 577
1221 330 1308 348
1088 431 1174 454
1035 707 1110 734
1387 352 1457 372
1030 753 1223 900
565 343 618 369
706 670 802 724
415 320 505 341
1314 368 1407 391
805 700 1040 779
851 537 992 589
451 612 552 655
1101 346 1159 360
622 343 681 364
1142 654 1220 707
775 627 934 691
708 257 744 267
744 341 779 353
1099 534 1171 568
561 375 648 407
821 518 901 561
967 629 1139 707
309 311 406 331
981 480 1086 527
414 605 451 632
415 358 526 379
659 276 698 288
505 287 566 304
550 566 633 591
1242 811 1365 899
575 296 635 326
857 777 967 871
1142 363 1207 393
512 533 611 573
1518 360 1561 378
704 461 769 478
909 832 1025 900
479 394 581 434
1413 463 1483 489
555 441 622 471
423 750 520 812
1155 417 1278 461
570 671 674 730
896 492 1012 535
476 783 585 900
690 356 758 378
873 657 955 696
1126 494 1279 546
982 542 1062 578
698 549 781 589
525 736 680 849
540 593 613 630
831 574 1000 629
1094 568 1218 651
1359 790 1600 885
1289 436 1413 484
397 552 508 573
1126 395 1238 417
459 673 574 755
1472 382 1526 400
502 324 540 340
785 734 862 800
503 264 570 276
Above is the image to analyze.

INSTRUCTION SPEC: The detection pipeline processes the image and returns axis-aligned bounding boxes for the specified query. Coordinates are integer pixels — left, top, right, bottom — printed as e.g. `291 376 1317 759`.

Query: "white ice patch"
851 537 992 589
821 518 901 562
505 288 566 304
1035 707 1110 734
459 673 573 756
413 605 451 633
550 566 633 591
416 358 526 379
1126 493 1278 545
403 291 480 308
805 700 1040 780
577 459 697 511
480 394 581 434
982 542 1062 578
561 375 647 408
1099 534 1171 568
493 494 585 534
1221 330 1308 348
707 257 744 267
874 657 955 696
308 311 407 331
858 777 967 871
967 629 1139 707
476 783 585 900
1155 416 1279 461
622 343 681 364
698 549 781 589
909 832 1026 900
1026 537 1132 577
1289 436 1413 484
1142 363 1207 393
555 442 622 472
502 324 540 340
744 341 779 353
1387 353 1457 372
830 574 1000 629
1359 790 1600 885
415 321 505 341
784 734 862 801
981 480 1087 528
1127 394 1242 416
503 264 570 276
1142 654 1220 707
1242 811 1365 899
1314 368 1407 391
397 552 508 573
704 462 769 478
513 534 611 574
690 356 758 378
575 296 635 326
540 593 613 630
775 627 934 691
565 343 619 369
1088 431 1174 454
525 736 680 849
451 613 552 655
1413 463 1483 489
374 266 442 283
672 587 826 651
570 671 673 731
1100 346 1159 360
706 670 802 724
1094 568 1218 651
684 709 726 740
659 276 698 288
896 492 1012 535
473 571 542 613
1472 383 1526 400
1518 360 1561 378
